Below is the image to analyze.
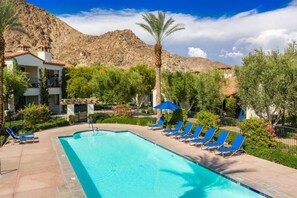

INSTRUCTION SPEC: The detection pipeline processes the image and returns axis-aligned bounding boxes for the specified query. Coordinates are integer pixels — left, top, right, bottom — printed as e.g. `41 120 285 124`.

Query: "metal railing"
274 125 297 155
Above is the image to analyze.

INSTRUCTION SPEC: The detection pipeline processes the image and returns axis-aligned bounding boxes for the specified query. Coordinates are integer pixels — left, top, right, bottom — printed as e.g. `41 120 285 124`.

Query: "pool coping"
52 135 87 198
55 129 271 198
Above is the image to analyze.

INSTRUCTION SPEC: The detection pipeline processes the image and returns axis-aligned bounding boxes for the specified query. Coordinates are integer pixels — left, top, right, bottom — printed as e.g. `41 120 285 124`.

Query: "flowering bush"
113 104 132 117
240 118 275 148
19 103 51 127
195 110 220 129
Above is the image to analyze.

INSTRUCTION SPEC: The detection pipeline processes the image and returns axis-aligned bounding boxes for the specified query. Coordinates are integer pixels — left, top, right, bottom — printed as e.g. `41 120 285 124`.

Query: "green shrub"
9 117 69 134
246 147 297 169
170 108 187 125
101 116 155 126
225 97 237 117
147 107 154 114
89 113 110 123
19 104 51 127
240 118 275 148
0 135 6 146
68 115 78 124
29 117 69 132
195 110 220 128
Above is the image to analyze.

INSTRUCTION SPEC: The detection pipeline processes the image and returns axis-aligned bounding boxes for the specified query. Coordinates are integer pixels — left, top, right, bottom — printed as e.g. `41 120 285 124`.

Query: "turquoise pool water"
60 131 264 198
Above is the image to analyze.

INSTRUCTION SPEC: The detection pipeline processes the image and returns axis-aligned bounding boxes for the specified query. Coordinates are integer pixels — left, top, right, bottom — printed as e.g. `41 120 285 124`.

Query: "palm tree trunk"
155 42 162 119
0 35 5 133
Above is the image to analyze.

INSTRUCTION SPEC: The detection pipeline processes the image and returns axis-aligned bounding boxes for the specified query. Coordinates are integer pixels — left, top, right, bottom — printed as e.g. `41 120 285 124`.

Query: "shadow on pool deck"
161 154 260 198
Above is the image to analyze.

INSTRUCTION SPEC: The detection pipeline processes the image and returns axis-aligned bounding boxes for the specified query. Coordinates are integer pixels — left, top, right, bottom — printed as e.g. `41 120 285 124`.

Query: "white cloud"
58 1 297 65
236 29 297 52
188 47 207 58
219 49 244 58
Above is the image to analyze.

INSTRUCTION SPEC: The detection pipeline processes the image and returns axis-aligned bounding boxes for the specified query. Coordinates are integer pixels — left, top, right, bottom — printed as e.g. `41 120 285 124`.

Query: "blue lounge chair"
6 128 35 144
171 123 193 138
190 128 216 146
162 121 183 134
216 135 246 157
149 116 165 130
202 131 229 150
179 125 203 142
7 127 35 139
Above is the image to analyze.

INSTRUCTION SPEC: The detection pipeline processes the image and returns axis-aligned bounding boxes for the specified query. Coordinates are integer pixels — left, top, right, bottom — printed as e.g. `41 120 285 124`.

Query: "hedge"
100 116 156 126
6 117 69 134
189 123 297 169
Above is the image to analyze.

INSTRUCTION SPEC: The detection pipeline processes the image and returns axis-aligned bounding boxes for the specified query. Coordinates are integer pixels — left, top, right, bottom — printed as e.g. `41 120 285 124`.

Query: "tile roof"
45 59 65 66
4 51 30 59
5 51 65 66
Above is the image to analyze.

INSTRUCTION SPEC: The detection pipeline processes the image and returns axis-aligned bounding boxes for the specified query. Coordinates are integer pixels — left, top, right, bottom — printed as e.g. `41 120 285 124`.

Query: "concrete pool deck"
0 124 296 198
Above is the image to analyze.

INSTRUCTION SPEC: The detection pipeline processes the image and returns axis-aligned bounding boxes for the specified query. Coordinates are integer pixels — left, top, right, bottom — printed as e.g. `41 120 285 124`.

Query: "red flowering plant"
240 118 276 148
113 104 132 117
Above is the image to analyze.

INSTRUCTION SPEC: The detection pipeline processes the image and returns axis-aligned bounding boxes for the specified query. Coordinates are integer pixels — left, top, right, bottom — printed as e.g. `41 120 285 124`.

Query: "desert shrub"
169 108 187 124
19 103 51 127
240 118 275 148
225 97 237 117
195 110 220 128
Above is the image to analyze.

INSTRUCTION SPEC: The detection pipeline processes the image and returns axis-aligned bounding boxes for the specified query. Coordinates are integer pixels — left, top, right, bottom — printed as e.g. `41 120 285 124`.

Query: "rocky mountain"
4 0 231 72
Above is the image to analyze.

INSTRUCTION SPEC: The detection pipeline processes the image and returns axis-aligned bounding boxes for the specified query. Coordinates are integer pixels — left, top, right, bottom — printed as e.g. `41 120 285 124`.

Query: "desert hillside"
4 0 231 72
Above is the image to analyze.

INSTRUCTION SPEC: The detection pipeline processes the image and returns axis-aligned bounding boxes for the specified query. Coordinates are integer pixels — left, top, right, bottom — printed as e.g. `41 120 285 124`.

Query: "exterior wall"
24 66 39 86
14 54 43 67
24 88 39 96
67 104 75 121
49 87 62 95
5 59 14 69
87 104 94 117
246 107 260 119
37 51 52 62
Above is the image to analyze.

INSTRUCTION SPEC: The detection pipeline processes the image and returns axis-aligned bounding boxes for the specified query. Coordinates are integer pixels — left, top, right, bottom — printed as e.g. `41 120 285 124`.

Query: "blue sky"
26 0 297 65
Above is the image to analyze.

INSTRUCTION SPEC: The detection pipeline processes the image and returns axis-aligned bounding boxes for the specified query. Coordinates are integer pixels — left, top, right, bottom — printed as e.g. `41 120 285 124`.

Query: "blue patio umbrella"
154 101 180 110
154 101 180 127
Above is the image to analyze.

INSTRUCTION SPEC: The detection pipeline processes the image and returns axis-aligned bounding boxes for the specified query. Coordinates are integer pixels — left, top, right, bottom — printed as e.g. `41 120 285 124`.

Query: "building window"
47 70 59 87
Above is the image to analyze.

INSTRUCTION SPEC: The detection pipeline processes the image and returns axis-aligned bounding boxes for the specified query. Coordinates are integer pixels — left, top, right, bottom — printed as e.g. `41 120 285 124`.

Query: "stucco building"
4 45 64 114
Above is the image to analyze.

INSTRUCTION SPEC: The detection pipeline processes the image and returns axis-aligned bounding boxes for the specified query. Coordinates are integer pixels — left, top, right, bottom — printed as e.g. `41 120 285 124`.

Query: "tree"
0 0 25 131
66 66 96 98
195 70 224 113
162 71 197 111
237 44 297 125
91 66 138 104
129 64 155 108
4 65 29 111
283 42 297 126
137 11 184 118
39 67 49 106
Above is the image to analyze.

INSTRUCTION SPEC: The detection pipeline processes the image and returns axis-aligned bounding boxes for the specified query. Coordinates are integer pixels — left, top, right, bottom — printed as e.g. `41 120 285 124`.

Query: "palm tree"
0 0 25 132
137 11 184 118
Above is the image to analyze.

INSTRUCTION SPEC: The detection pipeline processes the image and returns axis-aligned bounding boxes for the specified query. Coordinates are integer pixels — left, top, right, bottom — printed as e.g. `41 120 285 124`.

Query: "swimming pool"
60 131 265 198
